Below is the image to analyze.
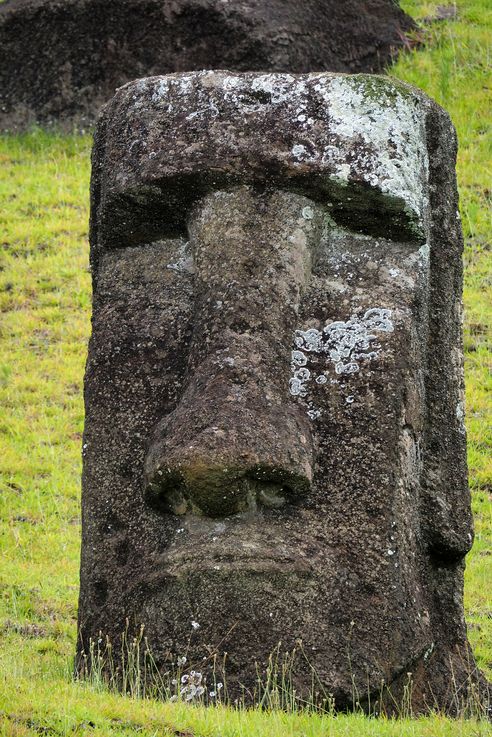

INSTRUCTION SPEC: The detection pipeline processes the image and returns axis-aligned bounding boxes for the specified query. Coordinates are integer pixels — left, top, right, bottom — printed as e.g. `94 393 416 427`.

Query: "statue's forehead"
94 72 431 250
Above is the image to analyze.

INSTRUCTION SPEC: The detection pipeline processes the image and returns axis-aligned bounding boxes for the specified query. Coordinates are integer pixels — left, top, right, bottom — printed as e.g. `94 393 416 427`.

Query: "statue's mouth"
143 513 322 579
152 546 315 577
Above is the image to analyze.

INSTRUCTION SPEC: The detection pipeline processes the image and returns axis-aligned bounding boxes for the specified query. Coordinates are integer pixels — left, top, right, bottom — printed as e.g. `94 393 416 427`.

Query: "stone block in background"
0 0 416 130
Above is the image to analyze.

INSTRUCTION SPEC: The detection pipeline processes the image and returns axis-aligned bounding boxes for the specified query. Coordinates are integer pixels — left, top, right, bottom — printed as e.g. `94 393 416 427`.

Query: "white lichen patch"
311 75 429 225
291 144 311 161
221 75 241 91
289 308 394 405
306 404 321 420
456 400 466 435
418 242 430 262
151 78 170 104
250 73 298 105
167 241 195 274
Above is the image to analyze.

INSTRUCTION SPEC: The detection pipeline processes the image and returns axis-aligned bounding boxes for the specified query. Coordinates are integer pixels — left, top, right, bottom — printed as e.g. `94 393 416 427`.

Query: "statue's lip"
143 515 325 578
149 548 315 578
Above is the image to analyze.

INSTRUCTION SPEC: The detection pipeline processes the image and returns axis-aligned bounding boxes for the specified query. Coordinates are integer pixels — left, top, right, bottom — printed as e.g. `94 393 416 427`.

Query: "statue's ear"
419 109 473 561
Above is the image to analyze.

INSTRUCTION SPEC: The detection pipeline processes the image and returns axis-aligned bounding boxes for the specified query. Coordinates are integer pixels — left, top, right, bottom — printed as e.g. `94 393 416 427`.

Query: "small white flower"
177 655 187 667
191 620 200 630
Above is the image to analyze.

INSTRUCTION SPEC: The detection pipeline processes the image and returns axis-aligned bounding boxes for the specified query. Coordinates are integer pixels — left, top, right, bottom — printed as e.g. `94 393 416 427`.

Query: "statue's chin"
119 539 428 708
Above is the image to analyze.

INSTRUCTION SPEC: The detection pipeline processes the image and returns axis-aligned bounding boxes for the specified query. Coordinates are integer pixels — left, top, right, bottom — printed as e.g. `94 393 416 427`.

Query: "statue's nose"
144 186 322 517
144 393 314 517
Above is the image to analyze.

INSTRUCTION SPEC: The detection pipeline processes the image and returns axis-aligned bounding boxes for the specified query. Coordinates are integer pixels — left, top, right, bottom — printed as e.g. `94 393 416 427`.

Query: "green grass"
391 0 492 677
0 0 491 734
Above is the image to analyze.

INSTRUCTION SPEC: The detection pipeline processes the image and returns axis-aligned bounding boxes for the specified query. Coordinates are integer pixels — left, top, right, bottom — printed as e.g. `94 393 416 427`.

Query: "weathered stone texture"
78 72 486 712
0 0 415 130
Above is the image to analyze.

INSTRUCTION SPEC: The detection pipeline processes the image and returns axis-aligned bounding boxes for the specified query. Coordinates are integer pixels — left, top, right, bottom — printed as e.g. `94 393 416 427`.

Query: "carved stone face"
78 72 479 710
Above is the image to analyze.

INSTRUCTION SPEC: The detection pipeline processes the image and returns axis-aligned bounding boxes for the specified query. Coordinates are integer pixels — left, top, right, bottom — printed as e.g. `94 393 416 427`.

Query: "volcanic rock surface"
77 71 488 712
0 0 416 130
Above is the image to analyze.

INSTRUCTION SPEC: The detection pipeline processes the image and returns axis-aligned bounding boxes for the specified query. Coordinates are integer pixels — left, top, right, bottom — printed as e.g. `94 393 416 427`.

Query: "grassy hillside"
0 0 490 734
392 0 492 675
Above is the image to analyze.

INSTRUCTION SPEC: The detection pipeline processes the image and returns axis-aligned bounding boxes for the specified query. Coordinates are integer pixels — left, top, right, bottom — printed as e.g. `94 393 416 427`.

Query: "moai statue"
78 72 485 712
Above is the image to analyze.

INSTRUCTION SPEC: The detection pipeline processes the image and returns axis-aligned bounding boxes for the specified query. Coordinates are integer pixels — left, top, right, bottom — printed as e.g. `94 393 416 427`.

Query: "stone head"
78 72 481 711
